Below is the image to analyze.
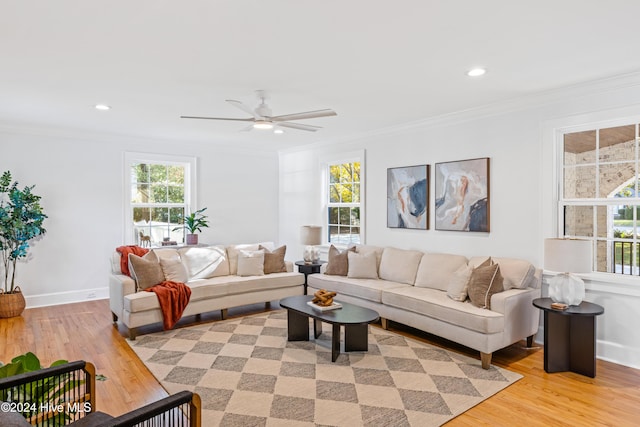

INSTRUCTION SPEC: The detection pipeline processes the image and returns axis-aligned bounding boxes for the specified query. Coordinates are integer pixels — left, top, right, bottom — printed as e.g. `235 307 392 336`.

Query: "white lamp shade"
300 226 322 246
544 238 592 273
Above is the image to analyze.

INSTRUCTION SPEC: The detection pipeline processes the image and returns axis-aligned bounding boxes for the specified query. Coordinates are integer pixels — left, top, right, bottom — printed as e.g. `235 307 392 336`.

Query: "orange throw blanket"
145 281 192 330
116 245 149 276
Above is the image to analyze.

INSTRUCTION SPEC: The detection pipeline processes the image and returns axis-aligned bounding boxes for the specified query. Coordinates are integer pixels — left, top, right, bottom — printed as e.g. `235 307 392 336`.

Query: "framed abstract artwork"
387 165 429 229
434 157 490 232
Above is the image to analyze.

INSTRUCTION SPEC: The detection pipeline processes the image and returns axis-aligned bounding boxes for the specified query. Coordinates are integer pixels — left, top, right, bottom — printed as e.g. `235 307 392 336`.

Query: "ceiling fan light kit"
181 90 337 133
253 120 274 130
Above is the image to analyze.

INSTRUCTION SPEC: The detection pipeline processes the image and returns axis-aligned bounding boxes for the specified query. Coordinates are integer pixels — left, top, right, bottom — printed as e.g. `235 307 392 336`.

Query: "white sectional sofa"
109 242 304 339
307 245 541 369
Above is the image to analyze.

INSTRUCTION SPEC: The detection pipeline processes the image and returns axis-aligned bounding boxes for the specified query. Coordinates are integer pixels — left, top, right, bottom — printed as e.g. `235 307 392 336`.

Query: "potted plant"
174 207 208 245
0 171 47 318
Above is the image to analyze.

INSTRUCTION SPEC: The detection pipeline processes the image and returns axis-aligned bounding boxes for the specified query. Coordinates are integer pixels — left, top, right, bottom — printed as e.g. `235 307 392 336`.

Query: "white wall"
279 73 640 369
0 127 280 307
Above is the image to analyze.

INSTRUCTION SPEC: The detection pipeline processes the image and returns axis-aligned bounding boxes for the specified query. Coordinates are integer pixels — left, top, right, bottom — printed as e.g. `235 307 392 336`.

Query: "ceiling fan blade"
277 122 322 132
271 109 337 122
240 125 254 132
180 116 254 122
226 99 259 118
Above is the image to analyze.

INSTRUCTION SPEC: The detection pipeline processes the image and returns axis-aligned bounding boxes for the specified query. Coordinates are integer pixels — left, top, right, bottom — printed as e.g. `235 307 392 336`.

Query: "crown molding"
280 70 640 154
0 121 277 158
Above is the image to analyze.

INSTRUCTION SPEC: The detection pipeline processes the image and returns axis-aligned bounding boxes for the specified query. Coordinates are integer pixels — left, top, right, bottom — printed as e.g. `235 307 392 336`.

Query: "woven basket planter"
0 287 26 318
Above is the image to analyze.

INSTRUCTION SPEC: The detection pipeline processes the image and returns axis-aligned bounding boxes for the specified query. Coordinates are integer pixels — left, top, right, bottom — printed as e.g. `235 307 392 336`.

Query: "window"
560 123 640 275
326 158 362 245
124 153 196 246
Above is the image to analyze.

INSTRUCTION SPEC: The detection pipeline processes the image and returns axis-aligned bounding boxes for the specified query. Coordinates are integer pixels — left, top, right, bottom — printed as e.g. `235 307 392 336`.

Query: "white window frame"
321 150 365 248
123 152 197 245
544 109 640 295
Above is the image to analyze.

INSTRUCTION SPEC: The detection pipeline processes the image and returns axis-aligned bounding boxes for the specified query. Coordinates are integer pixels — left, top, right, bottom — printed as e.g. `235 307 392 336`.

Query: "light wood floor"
1 299 638 426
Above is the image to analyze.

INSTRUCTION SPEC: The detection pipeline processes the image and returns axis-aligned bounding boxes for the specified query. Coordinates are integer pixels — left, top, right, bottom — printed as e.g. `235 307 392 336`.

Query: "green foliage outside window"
328 162 361 244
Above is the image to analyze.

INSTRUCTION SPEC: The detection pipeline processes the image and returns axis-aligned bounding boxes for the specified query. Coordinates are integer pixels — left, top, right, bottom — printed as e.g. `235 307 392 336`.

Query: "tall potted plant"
174 207 208 245
0 171 47 318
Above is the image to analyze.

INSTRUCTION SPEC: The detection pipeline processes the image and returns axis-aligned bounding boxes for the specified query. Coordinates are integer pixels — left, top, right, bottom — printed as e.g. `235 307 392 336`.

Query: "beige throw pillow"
159 257 189 283
325 245 356 276
128 252 164 290
259 245 287 274
237 250 265 277
467 260 504 310
347 251 379 279
446 264 473 302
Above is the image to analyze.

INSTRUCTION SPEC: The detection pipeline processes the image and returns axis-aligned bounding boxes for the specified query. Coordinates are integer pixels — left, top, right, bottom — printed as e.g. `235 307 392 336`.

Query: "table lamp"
300 225 322 264
544 238 592 306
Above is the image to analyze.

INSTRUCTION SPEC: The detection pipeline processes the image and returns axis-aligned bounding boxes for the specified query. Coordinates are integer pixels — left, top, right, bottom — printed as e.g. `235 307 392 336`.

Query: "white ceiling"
2 1 640 151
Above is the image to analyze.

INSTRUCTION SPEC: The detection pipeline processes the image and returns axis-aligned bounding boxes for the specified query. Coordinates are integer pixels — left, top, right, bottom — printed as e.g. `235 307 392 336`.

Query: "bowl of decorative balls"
307 289 342 311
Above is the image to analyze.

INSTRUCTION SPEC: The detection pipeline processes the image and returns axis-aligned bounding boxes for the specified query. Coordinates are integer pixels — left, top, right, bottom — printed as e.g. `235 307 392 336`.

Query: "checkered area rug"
126 310 521 426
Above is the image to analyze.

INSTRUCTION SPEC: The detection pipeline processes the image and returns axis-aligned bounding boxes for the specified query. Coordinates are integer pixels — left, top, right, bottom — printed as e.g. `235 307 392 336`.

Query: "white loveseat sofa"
109 242 304 339
307 245 541 369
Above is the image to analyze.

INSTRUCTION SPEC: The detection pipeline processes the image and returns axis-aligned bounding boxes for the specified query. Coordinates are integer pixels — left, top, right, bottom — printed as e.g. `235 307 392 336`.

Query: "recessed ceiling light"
95 104 111 110
253 120 273 130
274 129 284 134
466 68 487 77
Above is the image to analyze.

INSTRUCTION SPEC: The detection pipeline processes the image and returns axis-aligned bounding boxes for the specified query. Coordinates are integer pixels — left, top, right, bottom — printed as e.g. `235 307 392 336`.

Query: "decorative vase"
548 273 585 306
303 246 320 264
186 234 198 245
0 287 26 318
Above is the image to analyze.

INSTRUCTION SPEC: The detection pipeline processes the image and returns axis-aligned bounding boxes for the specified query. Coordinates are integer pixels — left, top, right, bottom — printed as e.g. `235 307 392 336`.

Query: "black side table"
533 297 604 378
295 260 326 295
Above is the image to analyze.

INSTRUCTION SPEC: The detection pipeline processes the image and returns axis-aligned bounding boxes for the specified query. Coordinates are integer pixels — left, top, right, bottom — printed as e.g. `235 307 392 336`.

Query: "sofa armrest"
490 286 541 344
109 274 136 321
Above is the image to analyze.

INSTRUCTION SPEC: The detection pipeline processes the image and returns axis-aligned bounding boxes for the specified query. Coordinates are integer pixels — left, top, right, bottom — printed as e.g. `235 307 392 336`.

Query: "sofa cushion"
414 252 468 290
382 286 504 334
347 251 379 279
446 264 473 302
308 273 408 303
378 247 423 285
125 272 304 312
355 244 385 273
467 261 504 310
468 256 536 290
179 245 229 279
128 252 164 290
325 245 356 276
237 250 265 276
260 245 287 274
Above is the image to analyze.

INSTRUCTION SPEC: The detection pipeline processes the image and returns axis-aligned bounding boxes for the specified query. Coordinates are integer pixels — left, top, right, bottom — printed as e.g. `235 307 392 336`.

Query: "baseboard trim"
25 287 109 309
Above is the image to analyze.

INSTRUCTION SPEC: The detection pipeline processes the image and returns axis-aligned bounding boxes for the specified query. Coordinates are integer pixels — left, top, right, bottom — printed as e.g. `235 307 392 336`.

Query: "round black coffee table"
533 297 604 377
280 295 379 362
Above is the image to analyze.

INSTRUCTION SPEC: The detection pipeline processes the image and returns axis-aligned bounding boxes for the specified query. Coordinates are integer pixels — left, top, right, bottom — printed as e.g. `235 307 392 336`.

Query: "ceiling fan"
180 90 337 132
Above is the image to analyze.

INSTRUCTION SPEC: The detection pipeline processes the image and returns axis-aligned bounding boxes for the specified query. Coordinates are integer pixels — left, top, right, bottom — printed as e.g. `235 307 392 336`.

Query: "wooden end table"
533 297 604 378
295 260 325 295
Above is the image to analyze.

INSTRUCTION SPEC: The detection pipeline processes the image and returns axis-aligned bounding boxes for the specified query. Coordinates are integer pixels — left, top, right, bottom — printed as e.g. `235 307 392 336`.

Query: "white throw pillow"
236 249 265 277
347 251 379 279
446 264 473 302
